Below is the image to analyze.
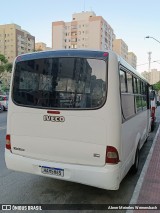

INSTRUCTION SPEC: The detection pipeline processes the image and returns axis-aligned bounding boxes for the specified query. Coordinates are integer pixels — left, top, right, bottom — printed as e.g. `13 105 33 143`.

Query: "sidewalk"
128 124 160 212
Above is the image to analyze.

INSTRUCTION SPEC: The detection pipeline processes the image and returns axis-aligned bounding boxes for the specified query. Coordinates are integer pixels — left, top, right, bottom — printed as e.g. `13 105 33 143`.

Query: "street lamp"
145 36 160 44
153 60 160 65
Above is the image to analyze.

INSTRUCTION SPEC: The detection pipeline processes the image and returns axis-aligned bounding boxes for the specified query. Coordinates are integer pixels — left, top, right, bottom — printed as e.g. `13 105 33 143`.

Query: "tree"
0 54 12 78
153 81 160 91
0 54 12 93
0 54 8 64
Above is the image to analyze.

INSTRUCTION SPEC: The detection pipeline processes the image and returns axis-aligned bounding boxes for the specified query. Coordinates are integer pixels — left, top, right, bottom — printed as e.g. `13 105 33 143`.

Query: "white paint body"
5 51 151 190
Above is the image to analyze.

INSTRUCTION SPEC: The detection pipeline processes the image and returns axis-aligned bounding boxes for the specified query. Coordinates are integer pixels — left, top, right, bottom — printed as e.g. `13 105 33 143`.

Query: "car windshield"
13 57 107 109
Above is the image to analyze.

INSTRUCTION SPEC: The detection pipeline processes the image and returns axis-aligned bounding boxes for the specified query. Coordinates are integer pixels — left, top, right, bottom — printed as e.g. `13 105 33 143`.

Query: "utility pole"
148 51 152 72
148 52 152 83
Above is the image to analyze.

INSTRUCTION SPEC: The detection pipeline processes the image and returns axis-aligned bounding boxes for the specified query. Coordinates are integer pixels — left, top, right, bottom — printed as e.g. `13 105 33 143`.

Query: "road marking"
0 126 6 130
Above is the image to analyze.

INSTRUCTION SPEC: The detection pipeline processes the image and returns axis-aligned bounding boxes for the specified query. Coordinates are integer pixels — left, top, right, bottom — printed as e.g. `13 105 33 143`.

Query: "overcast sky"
1 0 160 73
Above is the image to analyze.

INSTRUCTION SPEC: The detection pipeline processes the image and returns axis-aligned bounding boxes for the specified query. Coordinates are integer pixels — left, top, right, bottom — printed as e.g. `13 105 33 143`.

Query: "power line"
137 60 160 66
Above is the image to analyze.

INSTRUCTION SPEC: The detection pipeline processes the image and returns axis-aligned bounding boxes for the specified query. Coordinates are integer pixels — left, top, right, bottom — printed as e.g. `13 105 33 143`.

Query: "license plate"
41 166 64 177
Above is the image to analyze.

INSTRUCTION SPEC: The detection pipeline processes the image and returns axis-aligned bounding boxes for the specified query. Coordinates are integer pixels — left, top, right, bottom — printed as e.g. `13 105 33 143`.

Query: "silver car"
0 95 8 111
0 102 3 112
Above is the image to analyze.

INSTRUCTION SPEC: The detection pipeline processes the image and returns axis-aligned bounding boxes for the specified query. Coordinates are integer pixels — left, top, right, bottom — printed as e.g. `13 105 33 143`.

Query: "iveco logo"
43 115 65 122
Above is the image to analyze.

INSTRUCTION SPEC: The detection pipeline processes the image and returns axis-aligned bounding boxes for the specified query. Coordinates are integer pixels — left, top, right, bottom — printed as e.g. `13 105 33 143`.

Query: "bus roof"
118 55 149 84
15 49 149 84
15 49 110 62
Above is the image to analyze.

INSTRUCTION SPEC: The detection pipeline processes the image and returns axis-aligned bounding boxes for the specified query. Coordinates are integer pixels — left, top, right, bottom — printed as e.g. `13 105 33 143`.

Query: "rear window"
13 57 107 109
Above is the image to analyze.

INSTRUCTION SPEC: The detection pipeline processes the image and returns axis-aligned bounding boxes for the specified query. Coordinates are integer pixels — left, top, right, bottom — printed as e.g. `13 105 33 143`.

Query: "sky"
1 0 160 73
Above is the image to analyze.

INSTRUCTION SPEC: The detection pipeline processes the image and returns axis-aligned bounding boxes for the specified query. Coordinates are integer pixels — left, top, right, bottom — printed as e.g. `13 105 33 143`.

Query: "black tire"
131 148 139 174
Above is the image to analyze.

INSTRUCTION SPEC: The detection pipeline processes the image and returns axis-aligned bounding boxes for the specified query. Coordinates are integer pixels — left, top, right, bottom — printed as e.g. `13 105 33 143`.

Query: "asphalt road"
0 109 160 213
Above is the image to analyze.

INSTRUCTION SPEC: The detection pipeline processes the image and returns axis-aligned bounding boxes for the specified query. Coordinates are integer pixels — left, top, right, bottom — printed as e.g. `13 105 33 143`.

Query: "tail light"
6 134 11 150
106 146 120 164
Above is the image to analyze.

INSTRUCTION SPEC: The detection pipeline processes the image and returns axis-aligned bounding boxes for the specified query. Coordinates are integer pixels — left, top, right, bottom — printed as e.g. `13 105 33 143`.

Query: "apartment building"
141 71 150 82
128 52 137 69
113 39 128 62
141 69 160 84
0 24 35 62
35 42 52 51
52 11 115 51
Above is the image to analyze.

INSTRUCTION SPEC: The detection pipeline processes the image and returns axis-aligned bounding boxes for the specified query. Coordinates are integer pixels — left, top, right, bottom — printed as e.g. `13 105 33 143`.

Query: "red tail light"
106 146 120 164
6 134 11 150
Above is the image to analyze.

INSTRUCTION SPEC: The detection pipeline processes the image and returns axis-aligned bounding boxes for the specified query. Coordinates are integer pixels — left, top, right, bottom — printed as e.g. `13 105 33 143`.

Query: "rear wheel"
131 148 139 174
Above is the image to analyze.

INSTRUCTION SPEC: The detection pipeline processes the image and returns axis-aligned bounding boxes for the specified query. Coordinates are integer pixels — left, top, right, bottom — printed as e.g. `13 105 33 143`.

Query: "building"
128 52 137 69
35 42 52 51
52 11 115 51
149 69 160 85
113 39 128 62
141 71 150 83
0 24 35 62
141 69 160 85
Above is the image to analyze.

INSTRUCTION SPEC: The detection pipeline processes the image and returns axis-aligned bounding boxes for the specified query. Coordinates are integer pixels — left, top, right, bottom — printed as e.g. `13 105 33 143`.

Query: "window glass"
127 73 133 93
121 94 135 119
120 70 127 92
13 57 106 109
142 96 147 109
135 96 142 112
137 79 141 94
142 82 146 95
133 77 137 94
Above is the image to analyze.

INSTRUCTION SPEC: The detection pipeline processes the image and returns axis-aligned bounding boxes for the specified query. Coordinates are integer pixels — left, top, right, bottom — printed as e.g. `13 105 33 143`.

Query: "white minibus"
5 50 151 190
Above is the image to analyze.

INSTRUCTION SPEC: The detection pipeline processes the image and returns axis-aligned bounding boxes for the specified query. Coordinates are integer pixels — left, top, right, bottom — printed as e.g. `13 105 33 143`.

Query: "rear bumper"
5 149 121 190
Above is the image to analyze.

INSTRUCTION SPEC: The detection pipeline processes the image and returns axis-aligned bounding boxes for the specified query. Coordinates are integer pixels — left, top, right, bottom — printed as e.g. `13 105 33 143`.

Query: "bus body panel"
5 149 120 190
120 110 150 179
9 108 108 166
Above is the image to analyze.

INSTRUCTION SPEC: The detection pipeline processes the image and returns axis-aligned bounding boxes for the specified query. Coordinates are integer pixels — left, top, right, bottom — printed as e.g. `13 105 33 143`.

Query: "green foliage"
153 81 160 91
0 54 8 64
4 63 12 72
0 54 12 76
0 65 5 73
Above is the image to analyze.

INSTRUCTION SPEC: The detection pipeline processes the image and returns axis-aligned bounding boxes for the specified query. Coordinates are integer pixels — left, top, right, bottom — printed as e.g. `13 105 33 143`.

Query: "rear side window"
120 70 127 92
13 57 107 109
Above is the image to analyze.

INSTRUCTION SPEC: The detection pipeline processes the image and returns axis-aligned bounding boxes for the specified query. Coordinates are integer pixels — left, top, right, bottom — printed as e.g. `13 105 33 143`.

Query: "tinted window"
13 57 106 109
120 70 127 92
133 77 137 94
136 96 142 112
127 73 133 93
137 79 141 94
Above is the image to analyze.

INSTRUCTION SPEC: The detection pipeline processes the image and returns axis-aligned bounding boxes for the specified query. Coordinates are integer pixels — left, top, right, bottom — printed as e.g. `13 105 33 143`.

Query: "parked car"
0 95 8 111
150 90 157 132
0 102 3 112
